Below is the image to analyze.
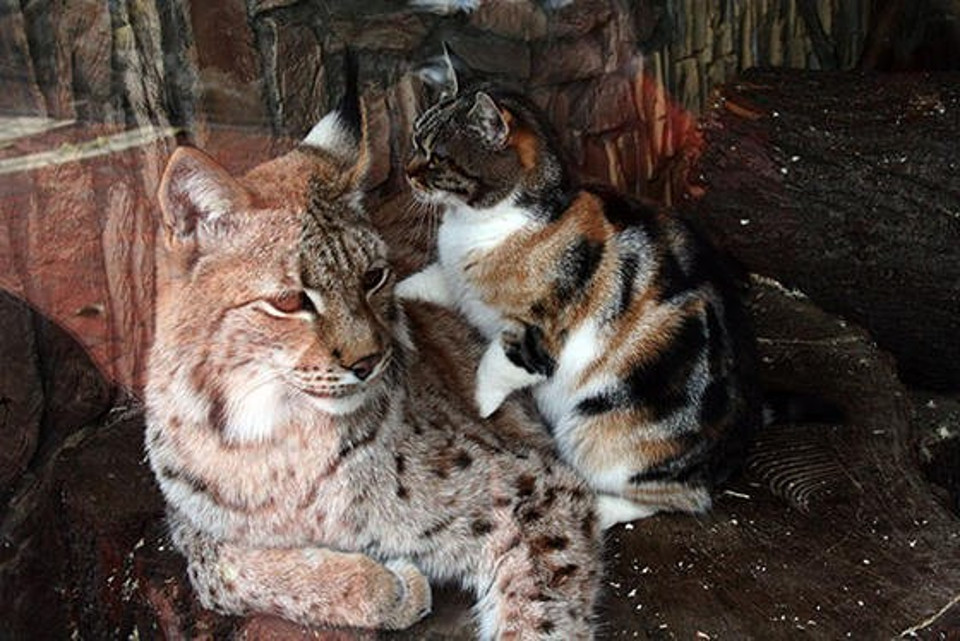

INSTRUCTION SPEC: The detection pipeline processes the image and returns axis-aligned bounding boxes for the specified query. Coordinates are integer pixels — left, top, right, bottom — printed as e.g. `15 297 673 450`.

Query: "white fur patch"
302 112 353 159
475 340 546 418
533 319 605 429
438 195 531 260
222 380 287 444
183 173 233 223
304 390 371 416
396 262 453 307
596 494 659 529
436 194 532 338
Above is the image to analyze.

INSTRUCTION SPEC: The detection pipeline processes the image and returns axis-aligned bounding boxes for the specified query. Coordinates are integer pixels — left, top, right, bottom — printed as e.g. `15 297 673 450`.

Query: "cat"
144 62 602 639
397 50 761 528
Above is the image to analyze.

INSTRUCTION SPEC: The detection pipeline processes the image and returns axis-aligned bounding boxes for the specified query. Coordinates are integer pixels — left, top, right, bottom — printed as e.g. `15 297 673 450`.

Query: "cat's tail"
762 389 845 427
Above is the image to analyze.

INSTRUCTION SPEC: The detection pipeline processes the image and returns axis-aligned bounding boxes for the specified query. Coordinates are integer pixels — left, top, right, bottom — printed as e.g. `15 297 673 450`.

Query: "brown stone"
444 32 531 78
569 74 637 134
470 1 548 41
190 0 270 129
531 35 604 84
0 2 46 116
332 13 430 52
271 19 328 138
545 0 614 38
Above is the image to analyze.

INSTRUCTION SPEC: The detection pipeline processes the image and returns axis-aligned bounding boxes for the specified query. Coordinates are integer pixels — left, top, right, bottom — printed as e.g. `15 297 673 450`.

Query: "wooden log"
682 69 960 390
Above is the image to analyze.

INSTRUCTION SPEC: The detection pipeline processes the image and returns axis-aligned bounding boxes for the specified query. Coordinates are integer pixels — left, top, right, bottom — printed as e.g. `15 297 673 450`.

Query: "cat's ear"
158 146 250 247
419 42 466 101
468 91 510 149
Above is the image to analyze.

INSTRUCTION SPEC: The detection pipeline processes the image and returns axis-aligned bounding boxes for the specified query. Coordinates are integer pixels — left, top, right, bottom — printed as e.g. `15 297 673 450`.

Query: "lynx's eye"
361 266 390 294
268 291 313 314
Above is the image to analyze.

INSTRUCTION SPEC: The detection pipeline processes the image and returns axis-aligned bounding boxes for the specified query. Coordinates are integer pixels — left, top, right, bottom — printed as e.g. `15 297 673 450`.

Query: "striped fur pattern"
146 98 601 638
398 57 760 528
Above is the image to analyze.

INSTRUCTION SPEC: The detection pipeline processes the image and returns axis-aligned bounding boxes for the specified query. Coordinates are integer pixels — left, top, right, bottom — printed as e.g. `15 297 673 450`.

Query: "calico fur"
146 81 602 637
398 52 760 528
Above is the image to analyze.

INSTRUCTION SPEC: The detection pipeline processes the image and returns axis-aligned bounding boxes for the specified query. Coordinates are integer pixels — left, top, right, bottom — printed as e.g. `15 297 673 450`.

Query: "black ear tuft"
336 48 362 142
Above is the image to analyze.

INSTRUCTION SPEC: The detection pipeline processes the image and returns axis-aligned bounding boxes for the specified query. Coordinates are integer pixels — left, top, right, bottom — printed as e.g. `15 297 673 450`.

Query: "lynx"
145 64 602 638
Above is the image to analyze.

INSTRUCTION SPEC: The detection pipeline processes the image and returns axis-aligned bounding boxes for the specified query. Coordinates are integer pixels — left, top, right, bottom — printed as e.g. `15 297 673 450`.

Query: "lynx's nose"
348 353 382 381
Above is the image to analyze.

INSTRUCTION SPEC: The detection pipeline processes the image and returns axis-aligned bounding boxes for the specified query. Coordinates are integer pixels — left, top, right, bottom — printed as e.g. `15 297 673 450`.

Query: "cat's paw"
475 340 546 418
596 494 659 530
395 263 452 306
476 380 510 418
382 559 432 630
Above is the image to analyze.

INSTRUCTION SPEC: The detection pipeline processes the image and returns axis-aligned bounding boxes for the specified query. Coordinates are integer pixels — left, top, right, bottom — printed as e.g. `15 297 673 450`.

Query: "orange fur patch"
572 411 685 474
503 110 538 170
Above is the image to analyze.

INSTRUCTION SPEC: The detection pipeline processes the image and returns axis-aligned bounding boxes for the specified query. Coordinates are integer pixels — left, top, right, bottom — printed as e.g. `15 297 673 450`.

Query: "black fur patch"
657 246 708 301
624 314 707 418
539 621 557 634
421 517 455 538
471 518 494 536
555 237 604 302
588 184 661 238
578 314 707 419
503 324 556 376
549 563 579 588
518 185 576 221
453 449 473 469
613 253 640 318
628 436 712 486
515 474 537 498
576 393 618 416
700 378 731 425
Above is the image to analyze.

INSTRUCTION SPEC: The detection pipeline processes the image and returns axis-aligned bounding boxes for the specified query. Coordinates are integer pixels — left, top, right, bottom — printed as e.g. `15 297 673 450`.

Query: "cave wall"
0 0 878 394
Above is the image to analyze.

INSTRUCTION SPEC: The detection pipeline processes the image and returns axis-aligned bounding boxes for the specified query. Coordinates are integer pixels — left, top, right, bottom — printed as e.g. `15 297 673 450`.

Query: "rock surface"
681 69 960 390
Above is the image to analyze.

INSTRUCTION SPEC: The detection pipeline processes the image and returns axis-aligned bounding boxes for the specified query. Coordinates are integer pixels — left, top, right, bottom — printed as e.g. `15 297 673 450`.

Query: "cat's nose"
347 353 382 381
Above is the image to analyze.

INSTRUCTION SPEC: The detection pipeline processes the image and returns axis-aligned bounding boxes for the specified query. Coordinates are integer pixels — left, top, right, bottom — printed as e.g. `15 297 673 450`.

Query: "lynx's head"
150 92 408 445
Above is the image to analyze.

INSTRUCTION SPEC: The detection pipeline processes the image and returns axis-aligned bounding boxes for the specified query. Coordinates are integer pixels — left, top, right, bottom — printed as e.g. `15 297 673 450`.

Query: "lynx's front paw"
382 559 432 629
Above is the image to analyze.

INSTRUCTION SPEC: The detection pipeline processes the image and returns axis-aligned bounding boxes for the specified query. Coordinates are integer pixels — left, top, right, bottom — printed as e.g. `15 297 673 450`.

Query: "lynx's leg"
170 517 431 630
472 474 601 640
396 263 454 307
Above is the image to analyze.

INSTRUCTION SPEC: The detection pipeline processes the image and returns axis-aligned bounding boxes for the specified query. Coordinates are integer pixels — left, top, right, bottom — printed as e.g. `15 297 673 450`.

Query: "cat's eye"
269 291 312 314
361 266 390 293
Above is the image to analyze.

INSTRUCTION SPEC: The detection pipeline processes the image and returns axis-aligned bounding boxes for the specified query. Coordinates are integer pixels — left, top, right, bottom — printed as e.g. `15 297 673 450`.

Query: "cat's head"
152 99 408 444
407 46 565 210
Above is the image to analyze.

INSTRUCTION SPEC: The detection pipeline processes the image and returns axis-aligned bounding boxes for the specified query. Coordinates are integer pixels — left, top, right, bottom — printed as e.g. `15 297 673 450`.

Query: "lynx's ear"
468 91 510 149
301 49 370 194
158 146 250 246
